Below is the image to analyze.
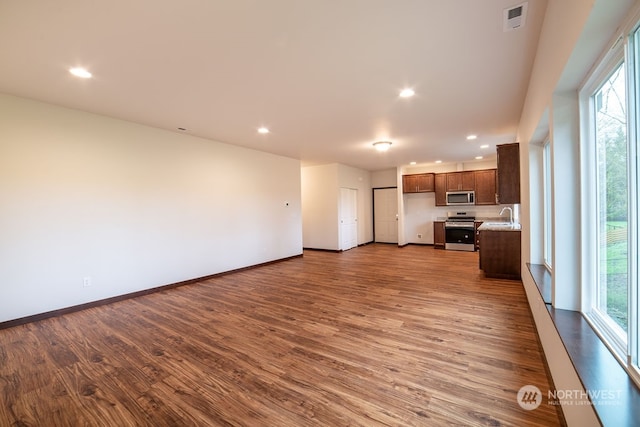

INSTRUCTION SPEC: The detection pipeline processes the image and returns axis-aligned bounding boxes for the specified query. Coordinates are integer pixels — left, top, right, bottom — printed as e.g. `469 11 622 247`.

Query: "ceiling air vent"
503 2 528 32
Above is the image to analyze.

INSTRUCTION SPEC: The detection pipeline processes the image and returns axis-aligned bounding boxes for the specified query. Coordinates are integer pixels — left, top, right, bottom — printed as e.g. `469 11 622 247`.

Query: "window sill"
527 263 640 426
527 262 551 304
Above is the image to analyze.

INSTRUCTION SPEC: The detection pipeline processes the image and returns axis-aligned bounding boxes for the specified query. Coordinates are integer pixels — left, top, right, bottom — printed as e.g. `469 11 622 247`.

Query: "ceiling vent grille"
503 2 528 32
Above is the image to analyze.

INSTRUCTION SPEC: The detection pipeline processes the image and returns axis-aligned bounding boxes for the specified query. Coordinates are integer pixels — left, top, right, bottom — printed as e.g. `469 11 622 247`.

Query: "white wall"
337 164 373 245
516 1 592 421
549 92 581 310
301 164 340 250
371 168 397 188
0 93 302 323
301 163 373 250
403 193 437 244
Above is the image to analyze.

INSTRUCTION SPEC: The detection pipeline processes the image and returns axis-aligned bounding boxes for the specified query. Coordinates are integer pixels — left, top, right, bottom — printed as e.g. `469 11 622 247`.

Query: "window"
629 23 640 379
582 17 640 386
543 139 552 270
593 62 629 340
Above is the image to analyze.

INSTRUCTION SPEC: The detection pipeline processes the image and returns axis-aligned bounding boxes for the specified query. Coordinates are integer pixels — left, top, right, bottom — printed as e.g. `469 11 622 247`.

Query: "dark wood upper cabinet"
417 173 435 192
474 169 497 205
402 173 435 193
402 175 418 193
497 143 520 204
435 174 447 206
435 169 497 206
445 171 475 191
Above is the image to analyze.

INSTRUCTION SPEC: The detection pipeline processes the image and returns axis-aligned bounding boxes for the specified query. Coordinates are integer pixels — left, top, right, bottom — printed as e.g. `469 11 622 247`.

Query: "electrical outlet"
83 277 92 287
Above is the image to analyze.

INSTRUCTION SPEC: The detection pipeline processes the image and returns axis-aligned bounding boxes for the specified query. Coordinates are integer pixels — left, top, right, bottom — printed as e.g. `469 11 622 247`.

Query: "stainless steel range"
445 211 476 251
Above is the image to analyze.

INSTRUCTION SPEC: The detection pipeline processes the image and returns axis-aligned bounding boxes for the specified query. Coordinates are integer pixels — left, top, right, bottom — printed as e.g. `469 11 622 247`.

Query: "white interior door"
339 188 358 251
374 188 398 243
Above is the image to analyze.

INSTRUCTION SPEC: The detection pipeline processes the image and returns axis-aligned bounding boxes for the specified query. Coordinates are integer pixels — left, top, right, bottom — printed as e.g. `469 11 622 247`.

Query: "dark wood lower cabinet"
479 230 521 279
474 221 483 251
434 221 445 248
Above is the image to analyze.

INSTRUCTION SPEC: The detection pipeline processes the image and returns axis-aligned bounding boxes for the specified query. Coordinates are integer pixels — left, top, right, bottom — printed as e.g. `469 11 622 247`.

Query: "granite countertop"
477 222 522 231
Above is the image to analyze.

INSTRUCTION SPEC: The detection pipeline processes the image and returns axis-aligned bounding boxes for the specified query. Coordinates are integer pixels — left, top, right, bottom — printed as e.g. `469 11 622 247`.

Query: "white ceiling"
0 0 547 171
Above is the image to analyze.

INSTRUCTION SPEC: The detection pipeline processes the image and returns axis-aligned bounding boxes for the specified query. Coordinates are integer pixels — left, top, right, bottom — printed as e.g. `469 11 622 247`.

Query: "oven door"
445 225 475 251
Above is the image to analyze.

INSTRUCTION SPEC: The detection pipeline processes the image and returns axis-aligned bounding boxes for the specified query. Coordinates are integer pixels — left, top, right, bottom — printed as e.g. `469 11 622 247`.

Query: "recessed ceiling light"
373 141 392 152
435 160 442 164
399 88 415 98
466 134 477 140
258 127 269 134
475 156 483 160
410 161 417 165
480 144 489 148
69 67 92 78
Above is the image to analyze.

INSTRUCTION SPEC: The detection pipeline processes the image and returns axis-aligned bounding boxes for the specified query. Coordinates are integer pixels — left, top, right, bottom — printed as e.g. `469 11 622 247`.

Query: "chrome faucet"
499 206 513 224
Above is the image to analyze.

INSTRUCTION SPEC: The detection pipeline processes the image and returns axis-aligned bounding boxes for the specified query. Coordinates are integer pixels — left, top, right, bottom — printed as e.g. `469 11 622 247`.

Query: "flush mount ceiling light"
466 134 477 140
69 67 92 78
399 88 415 98
373 141 392 152
257 127 270 134
475 156 484 160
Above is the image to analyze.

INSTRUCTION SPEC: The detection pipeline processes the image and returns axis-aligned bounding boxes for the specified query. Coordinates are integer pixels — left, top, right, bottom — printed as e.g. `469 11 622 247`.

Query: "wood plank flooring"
0 244 561 426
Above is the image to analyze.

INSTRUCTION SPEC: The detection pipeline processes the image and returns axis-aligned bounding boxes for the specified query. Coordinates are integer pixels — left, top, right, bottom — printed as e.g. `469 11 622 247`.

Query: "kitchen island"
478 222 521 280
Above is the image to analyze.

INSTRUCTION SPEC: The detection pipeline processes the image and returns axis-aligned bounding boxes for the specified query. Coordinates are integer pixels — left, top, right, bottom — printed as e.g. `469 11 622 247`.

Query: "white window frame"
627 19 640 384
580 36 628 362
542 137 553 271
580 12 640 387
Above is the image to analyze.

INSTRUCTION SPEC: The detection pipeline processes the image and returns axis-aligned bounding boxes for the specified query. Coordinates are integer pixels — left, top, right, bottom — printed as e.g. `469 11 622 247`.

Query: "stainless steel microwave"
446 191 475 206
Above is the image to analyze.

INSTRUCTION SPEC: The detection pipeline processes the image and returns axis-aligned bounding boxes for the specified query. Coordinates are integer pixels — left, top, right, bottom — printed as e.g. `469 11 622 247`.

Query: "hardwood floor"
0 244 561 426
